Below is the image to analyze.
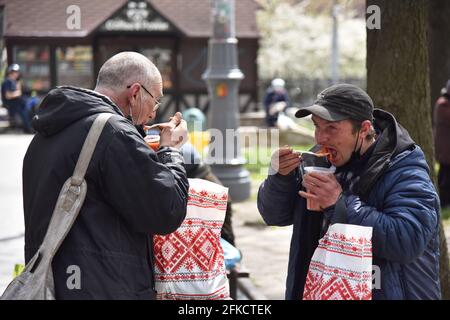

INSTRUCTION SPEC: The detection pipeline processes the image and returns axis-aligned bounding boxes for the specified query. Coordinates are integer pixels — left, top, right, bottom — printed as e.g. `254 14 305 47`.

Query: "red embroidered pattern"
304 273 372 300
156 286 229 300
319 234 372 258
303 225 372 300
153 182 229 300
154 226 222 274
307 261 372 282
188 190 228 210
155 269 225 282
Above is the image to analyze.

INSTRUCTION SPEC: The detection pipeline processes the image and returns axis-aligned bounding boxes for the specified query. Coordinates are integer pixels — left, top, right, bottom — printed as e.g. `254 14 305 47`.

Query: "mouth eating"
316 146 337 162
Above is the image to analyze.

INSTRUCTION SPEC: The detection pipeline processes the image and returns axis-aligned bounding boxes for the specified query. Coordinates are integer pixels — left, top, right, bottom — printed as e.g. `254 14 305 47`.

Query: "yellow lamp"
188 131 211 154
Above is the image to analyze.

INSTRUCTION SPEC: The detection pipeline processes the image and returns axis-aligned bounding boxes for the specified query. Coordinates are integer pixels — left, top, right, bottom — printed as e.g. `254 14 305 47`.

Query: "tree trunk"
428 0 450 112
366 0 450 300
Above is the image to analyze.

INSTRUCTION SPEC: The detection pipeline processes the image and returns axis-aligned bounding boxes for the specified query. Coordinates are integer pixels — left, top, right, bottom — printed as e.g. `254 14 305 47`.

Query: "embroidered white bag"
153 178 230 300
303 223 373 300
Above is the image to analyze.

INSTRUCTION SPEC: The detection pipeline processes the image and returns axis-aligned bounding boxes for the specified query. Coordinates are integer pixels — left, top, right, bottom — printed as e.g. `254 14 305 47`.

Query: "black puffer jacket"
23 86 188 299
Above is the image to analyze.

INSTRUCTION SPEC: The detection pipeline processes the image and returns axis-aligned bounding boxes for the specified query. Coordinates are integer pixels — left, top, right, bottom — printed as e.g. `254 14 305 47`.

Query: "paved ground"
0 133 33 292
232 198 291 300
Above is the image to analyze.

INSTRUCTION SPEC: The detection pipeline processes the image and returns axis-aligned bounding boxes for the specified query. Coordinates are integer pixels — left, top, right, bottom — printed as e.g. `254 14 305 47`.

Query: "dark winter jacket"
23 86 189 299
263 89 290 127
434 94 450 165
258 109 441 300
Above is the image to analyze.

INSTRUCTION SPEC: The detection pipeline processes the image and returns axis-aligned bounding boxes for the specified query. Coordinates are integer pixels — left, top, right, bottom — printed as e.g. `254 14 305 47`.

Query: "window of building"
140 47 173 90
13 46 50 92
56 46 94 89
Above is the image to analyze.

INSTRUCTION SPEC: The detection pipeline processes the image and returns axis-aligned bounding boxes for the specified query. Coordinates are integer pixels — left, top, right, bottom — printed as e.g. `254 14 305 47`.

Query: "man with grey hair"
22 52 189 299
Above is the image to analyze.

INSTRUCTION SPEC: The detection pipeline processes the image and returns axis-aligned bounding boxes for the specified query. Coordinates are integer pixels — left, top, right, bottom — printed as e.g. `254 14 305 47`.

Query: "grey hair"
95 51 160 91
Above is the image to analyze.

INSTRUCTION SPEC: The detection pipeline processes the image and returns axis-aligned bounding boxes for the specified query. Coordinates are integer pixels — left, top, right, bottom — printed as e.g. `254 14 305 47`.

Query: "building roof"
1 0 260 39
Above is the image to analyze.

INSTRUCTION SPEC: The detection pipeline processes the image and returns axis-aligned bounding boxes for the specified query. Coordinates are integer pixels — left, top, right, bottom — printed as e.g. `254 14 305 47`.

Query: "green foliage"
442 207 450 222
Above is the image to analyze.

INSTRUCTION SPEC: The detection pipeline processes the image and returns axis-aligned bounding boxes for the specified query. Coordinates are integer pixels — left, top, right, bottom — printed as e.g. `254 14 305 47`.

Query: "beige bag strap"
71 113 113 186
40 113 113 260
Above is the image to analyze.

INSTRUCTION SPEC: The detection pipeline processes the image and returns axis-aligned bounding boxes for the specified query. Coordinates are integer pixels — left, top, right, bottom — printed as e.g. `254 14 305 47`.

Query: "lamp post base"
211 164 251 202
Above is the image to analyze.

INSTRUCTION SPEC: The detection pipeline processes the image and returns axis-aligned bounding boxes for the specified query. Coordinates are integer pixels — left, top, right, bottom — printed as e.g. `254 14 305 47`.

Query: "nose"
315 129 328 145
148 109 157 120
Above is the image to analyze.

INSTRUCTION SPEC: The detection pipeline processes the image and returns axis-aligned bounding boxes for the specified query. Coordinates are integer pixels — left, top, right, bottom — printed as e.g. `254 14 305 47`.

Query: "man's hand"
157 112 188 149
270 147 301 176
299 172 342 210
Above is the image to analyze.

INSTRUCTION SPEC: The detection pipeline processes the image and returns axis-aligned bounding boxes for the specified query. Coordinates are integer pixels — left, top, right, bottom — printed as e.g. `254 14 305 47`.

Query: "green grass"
442 207 450 224
242 144 313 174
243 144 313 201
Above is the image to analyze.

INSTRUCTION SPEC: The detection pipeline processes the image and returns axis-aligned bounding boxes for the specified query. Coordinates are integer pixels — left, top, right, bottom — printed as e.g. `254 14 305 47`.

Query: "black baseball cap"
295 84 374 122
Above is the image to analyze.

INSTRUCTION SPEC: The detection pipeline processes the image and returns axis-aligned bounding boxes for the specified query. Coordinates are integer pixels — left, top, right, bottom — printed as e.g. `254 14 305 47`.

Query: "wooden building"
0 0 260 118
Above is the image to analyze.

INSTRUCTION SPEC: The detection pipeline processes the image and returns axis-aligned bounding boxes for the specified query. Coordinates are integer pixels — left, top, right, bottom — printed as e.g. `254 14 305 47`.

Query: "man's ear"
127 83 141 100
360 120 372 139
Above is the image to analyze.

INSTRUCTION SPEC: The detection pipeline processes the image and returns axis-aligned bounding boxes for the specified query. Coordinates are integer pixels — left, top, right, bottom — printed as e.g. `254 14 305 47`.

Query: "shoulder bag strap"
39 113 113 259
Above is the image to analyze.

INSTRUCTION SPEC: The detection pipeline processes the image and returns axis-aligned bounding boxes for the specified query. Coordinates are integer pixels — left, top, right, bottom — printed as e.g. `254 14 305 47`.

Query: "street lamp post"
202 0 251 202
331 0 340 84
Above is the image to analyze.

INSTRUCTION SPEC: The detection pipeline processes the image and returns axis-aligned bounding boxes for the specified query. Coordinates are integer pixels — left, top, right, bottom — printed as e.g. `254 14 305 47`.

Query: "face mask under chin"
127 104 136 124
128 92 144 125
350 133 363 162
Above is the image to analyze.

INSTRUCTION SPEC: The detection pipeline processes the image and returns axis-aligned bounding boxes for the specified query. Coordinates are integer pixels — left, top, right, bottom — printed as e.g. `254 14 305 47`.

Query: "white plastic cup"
303 166 336 211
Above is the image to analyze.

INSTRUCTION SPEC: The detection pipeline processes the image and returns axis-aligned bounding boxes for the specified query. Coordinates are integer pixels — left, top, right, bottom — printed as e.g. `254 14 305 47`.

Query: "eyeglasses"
127 83 161 111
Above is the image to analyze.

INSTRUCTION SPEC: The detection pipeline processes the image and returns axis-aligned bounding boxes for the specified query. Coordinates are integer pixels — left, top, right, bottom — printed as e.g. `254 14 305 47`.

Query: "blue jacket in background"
257 109 441 300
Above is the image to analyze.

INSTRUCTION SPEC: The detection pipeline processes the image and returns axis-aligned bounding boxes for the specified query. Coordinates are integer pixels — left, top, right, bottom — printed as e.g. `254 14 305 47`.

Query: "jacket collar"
356 109 415 200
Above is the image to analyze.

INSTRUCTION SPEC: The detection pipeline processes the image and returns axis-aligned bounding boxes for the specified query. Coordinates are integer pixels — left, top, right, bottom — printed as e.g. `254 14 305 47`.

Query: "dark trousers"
438 164 450 208
7 100 32 131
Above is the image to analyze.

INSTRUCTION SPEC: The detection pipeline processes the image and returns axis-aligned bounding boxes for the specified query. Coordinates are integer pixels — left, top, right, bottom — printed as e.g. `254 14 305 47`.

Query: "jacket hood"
32 86 124 136
357 108 416 199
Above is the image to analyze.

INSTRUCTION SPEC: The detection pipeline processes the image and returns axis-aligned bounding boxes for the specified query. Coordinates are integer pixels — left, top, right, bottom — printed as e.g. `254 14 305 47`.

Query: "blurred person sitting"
1 64 33 133
263 78 290 128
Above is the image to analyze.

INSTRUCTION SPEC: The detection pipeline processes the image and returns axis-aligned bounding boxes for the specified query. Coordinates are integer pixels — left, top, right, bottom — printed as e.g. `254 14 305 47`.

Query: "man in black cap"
257 84 441 300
